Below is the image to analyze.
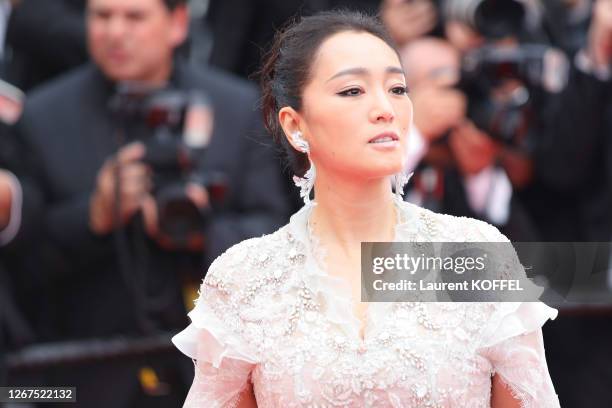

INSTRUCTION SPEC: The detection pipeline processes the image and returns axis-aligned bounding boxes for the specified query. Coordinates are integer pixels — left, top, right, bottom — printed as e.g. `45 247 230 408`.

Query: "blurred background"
0 0 611 407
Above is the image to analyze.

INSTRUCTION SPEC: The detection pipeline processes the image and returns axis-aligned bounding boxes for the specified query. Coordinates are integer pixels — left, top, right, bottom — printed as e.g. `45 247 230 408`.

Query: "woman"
173 10 560 407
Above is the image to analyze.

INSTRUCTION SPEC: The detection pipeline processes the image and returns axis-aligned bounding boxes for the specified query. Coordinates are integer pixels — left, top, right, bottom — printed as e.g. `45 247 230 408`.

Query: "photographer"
400 17 544 241
0 156 20 385
533 3 612 405
535 0 612 241
12 0 288 406
0 118 44 388
436 0 611 244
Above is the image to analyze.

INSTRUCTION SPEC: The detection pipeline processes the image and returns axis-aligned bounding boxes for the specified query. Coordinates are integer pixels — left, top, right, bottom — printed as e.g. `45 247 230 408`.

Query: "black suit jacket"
5 0 88 90
530 63 612 242
14 61 288 340
1 122 45 345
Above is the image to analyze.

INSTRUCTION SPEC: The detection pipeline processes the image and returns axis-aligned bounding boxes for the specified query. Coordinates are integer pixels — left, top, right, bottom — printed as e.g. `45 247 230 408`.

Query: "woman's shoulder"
178 226 295 365
204 225 291 281
396 200 509 242
203 223 298 293
422 301 557 349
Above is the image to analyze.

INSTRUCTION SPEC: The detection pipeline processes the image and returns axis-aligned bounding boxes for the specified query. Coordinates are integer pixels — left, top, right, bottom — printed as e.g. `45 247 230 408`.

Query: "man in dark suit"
12 0 288 406
1 120 43 389
0 165 23 386
532 2 612 406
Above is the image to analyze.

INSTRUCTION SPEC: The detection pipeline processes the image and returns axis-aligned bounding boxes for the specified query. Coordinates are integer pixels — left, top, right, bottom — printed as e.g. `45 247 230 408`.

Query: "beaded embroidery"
180 201 560 408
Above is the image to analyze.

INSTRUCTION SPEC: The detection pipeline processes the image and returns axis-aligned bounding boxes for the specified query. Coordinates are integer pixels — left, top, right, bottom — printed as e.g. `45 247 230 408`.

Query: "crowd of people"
0 0 610 407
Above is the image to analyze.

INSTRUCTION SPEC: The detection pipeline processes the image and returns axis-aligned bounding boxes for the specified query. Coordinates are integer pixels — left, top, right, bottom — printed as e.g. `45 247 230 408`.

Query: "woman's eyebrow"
326 66 405 82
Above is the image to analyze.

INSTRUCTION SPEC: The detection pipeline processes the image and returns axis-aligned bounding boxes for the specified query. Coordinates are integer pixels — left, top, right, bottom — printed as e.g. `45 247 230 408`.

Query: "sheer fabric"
173 199 560 407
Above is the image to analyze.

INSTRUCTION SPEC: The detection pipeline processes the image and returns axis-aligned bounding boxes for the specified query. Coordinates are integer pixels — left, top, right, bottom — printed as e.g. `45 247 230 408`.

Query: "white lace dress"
173 199 561 407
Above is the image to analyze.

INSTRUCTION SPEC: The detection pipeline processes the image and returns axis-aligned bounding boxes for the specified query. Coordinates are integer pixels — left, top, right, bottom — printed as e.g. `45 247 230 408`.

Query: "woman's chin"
329 156 405 181
372 161 405 177
352 166 405 182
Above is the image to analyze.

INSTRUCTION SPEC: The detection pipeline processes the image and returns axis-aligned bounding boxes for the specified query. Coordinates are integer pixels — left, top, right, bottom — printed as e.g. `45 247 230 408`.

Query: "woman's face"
299 30 413 181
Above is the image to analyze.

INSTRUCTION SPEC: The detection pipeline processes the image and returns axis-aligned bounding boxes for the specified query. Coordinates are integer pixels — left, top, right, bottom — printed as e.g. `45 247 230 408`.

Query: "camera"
444 0 569 145
444 0 527 39
457 43 568 144
110 84 228 248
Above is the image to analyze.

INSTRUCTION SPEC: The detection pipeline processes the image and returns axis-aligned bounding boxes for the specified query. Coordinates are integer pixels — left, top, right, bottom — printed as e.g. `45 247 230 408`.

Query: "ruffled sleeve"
471 219 561 406
172 244 259 408
478 302 560 408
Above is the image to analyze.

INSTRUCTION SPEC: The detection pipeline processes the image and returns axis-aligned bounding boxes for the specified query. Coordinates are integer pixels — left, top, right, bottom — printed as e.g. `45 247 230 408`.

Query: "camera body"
445 0 569 145
111 85 228 248
457 43 568 144
445 0 527 39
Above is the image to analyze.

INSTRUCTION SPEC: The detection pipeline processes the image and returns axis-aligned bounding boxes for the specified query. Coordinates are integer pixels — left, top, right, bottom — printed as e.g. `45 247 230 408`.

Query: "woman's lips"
368 132 399 143
368 132 400 150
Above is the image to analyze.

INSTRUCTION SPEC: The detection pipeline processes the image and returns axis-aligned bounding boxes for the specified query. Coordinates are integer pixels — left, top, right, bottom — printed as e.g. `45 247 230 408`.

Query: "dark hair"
162 0 187 11
259 10 397 176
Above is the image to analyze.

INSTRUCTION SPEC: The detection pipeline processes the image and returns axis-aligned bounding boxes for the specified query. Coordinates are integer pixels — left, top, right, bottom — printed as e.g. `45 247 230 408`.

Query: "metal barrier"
6 333 177 372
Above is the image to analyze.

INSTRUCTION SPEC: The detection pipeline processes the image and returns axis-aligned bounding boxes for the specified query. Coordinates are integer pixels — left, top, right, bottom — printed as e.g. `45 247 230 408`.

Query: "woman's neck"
309 170 398 256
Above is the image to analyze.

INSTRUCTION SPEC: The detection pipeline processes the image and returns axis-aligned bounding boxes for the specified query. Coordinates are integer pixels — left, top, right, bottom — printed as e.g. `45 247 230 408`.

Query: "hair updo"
259 10 397 176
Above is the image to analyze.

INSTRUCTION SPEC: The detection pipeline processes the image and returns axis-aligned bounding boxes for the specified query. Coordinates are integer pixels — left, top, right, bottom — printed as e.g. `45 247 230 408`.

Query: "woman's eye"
391 86 409 95
338 88 363 97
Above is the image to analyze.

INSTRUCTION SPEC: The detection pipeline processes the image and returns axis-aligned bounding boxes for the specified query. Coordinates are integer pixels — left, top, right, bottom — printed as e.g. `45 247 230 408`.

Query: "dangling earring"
393 171 414 200
291 131 316 205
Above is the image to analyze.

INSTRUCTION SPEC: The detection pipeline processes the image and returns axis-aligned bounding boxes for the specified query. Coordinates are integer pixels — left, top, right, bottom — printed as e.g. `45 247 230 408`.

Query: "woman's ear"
279 106 307 153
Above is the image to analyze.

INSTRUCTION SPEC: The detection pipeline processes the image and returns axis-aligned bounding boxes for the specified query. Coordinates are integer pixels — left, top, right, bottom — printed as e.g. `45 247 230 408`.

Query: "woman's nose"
370 94 395 123
374 109 394 122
